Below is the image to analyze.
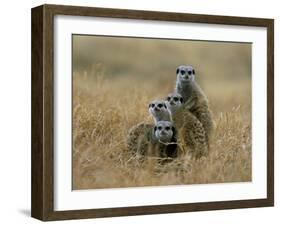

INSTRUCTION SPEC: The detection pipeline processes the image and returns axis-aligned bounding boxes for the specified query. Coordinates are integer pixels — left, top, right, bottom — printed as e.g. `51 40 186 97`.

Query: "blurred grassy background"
72 35 252 189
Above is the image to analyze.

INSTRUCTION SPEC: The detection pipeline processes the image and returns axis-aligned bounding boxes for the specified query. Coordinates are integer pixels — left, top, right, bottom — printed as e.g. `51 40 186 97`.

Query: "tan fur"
172 107 208 159
179 82 215 145
127 122 177 160
127 122 153 156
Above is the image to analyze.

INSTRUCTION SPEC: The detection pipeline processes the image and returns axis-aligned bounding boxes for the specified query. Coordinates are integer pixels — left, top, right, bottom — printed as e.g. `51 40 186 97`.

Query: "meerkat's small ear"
171 126 177 142
192 69 195 74
180 97 183 103
176 68 179 74
172 126 176 134
154 126 157 133
148 104 151 108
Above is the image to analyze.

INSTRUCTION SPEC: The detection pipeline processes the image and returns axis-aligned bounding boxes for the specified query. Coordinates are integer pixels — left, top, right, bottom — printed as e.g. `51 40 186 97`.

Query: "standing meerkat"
166 93 208 159
175 65 214 143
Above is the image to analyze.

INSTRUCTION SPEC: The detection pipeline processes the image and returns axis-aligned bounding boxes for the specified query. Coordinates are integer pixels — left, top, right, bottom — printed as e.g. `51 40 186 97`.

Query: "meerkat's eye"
165 126 171 131
180 70 185 75
176 68 179 74
188 70 192 75
151 104 155 108
174 97 179 102
158 104 163 108
192 69 195 74
157 126 162 130
180 97 183 103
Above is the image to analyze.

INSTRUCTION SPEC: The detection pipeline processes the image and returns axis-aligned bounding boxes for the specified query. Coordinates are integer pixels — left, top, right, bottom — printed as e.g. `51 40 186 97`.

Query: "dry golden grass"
72 69 251 190
72 36 252 189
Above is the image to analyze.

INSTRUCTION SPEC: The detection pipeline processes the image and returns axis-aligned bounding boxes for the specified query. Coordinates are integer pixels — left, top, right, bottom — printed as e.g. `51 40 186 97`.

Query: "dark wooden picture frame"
31 4 274 221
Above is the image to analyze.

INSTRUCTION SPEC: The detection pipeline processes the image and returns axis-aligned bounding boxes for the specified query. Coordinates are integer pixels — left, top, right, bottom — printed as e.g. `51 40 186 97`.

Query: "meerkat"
153 120 178 159
175 65 214 143
127 122 152 156
148 100 171 123
127 120 177 160
166 92 208 159
127 99 171 154
127 101 177 160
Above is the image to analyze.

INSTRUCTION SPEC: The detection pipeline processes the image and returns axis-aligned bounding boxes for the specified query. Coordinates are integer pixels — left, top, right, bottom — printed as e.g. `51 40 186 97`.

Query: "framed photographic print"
31 4 274 221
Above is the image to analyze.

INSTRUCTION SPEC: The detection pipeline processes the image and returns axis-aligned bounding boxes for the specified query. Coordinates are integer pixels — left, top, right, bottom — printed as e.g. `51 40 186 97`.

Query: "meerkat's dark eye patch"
154 126 157 132
151 104 155 108
180 70 185 75
180 97 183 103
157 126 162 130
176 68 179 74
173 97 179 102
165 126 171 131
188 70 192 75
172 126 176 135
167 96 171 101
158 104 163 108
